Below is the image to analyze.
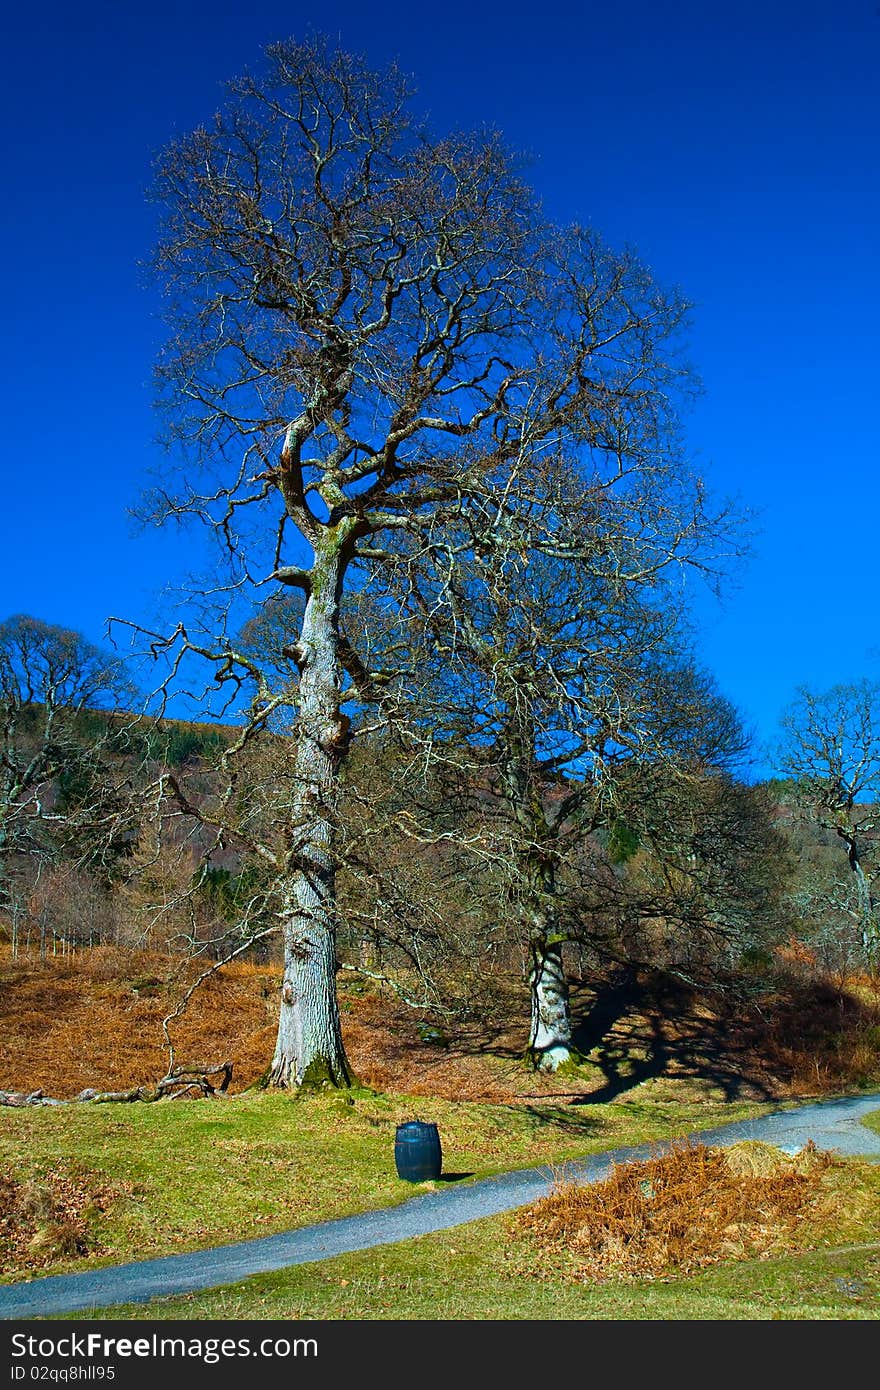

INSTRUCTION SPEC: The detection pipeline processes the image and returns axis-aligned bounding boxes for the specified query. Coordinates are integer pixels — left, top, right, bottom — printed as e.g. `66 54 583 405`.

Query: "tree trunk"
527 938 575 1071
270 544 353 1089
852 851 879 968
839 827 879 969
498 710 576 1071
0 810 10 913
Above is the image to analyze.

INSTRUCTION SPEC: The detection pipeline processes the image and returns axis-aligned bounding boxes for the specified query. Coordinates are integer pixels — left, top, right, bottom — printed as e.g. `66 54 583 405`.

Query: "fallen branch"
0 1061 233 1107
0 1089 61 1108
161 930 275 1074
157 1060 234 1097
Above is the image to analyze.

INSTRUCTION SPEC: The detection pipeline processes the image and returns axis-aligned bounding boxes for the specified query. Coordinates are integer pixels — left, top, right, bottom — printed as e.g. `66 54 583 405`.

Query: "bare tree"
354 489 761 1067
616 754 791 982
137 34 709 1088
776 680 880 968
0 614 136 924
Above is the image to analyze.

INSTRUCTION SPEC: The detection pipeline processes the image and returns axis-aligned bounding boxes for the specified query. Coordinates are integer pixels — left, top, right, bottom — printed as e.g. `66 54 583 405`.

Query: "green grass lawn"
1 1086 765 1282
6 1094 880 1321
62 1160 880 1321
862 1108 880 1135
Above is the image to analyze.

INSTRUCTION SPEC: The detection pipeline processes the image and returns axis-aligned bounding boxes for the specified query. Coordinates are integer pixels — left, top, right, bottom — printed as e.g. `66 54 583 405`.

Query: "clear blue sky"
1 0 878 774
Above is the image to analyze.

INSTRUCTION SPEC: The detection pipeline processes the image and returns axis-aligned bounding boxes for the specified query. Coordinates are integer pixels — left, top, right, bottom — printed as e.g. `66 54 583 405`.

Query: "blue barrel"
394 1120 442 1181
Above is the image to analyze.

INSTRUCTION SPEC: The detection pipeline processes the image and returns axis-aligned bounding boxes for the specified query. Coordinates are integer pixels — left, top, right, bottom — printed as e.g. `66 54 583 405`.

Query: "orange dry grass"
0 1168 130 1275
763 979 880 1095
515 1140 834 1280
1 944 878 1104
0 947 602 1104
341 994 546 1103
0 946 276 1096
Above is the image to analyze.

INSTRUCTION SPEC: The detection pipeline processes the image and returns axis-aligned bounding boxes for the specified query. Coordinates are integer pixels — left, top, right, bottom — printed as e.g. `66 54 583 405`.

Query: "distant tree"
776 680 880 969
616 756 791 983
0 614 136 921
137 34 711 1089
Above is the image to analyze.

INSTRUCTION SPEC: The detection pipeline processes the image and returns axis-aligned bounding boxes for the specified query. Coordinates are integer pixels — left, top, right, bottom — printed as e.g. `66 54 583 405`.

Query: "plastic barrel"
394 1120 442 1181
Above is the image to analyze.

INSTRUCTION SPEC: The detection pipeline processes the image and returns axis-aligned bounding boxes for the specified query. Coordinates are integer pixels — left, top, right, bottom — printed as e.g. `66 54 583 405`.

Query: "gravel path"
2 1090 879 1319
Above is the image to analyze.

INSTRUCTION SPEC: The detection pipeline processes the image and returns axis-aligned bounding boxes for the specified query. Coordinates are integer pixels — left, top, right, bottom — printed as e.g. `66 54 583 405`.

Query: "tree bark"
0 804 13 912
499 710 577 1071
527 937 575 1070
270 541 353 1088
837 826 879 969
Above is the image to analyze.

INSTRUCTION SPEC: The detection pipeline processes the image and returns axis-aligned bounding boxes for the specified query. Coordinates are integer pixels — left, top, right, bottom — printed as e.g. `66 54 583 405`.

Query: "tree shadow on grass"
569 966 641 1056
568 968 780 1106
518 1103 607 1134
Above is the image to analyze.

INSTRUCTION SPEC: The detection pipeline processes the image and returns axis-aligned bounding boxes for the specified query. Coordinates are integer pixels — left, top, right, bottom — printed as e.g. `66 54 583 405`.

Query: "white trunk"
528 940 574 1071
270 547 353 1088
852 855 879 966
498 715 575 1070
272 915 351 1087
841 827 879 968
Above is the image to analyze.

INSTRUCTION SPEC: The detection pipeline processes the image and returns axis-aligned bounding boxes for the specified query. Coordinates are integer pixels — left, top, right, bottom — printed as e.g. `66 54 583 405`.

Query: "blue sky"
1 0 877 774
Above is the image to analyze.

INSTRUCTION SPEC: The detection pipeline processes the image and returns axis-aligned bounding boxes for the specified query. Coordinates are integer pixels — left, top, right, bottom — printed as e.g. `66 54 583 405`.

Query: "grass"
0 1087 768 1283
862 1108 880 1136
57 1148 880 1321
3 946 880 1317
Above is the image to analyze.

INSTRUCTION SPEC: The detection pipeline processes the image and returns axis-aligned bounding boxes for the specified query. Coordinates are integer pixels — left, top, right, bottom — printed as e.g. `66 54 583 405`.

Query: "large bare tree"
353 470 757 1068
776 680 880 969
140 34 703 1088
